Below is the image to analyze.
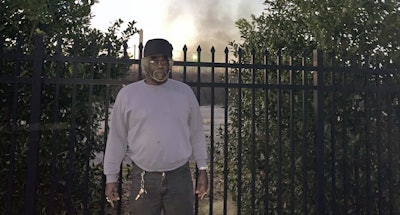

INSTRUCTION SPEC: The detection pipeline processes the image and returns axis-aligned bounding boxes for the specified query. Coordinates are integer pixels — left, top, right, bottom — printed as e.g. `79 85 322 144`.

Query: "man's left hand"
195 170 208 200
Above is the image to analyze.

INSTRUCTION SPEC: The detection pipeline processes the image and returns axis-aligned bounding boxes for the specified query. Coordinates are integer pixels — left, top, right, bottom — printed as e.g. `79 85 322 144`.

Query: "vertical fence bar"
276 51 283 215
353 63 361 215
196 46 202 99
397 92 400 214
7 36 22 215
101 42 112 215
375 57 383 214
117 43 124 215
23 34 45 215
6 36 22 215
48 38 62 215
0 37 3 75
250 49 256 215
386 81 394 215
116 46 124 215
263 49 270 214
183 45 187 82
138 43 143 80
312 49 326 214
340 60 350 214
209 47 216 215
328 54 337 215
194 46 202 215
223 47 229 215
301 54 309 215
289 55 295 215
236 48 243 215
83 41 97 215
363 57 372 215
66 38 79 215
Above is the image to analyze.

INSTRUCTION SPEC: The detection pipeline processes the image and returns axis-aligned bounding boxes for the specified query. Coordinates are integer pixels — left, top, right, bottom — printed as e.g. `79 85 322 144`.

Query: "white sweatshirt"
103 79 208 183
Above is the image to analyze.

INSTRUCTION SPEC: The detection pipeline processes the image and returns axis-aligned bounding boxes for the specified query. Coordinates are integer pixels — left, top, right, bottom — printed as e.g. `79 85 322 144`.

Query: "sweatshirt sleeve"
103 90 128 183
188 90 208 169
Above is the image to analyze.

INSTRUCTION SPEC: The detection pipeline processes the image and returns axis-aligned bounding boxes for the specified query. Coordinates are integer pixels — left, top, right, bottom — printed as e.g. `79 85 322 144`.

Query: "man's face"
147 55 170 84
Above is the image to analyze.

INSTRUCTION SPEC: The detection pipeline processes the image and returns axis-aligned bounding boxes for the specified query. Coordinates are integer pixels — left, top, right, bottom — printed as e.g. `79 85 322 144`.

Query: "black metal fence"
1 35 399 215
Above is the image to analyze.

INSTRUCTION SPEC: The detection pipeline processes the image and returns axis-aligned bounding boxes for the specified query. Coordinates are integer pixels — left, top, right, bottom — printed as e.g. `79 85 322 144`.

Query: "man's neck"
144 78 167 85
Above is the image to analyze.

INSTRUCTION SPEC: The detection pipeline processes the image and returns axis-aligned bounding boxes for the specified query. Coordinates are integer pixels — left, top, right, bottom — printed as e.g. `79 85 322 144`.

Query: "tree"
1 0 138 213
216 0 400 214
234 0 400 61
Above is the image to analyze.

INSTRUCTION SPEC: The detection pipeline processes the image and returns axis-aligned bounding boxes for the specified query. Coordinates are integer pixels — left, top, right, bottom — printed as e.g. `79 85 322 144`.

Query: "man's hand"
195 170 208 200
105 182 120 208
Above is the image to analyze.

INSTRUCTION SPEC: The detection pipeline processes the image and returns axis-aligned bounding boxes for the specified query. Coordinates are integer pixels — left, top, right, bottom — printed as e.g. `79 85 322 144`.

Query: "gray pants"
129 162 194 215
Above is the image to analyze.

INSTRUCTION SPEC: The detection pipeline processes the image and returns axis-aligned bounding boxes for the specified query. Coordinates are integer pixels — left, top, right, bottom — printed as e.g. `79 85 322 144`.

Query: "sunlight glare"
165 17 196 59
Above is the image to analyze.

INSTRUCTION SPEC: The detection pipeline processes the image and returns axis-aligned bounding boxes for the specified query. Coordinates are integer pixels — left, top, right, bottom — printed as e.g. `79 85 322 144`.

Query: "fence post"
23 34 45 214
313 49 326 214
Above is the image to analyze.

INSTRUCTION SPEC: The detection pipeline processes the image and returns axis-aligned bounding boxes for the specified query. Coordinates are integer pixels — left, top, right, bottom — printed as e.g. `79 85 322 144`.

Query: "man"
103 38 208 214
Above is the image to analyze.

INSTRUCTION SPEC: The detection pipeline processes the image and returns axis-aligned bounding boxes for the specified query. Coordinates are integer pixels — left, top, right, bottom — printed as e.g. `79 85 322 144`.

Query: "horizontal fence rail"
1 35 399 215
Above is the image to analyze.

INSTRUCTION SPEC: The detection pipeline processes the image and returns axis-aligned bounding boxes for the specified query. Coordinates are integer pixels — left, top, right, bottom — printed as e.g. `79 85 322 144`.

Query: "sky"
90 0 265 60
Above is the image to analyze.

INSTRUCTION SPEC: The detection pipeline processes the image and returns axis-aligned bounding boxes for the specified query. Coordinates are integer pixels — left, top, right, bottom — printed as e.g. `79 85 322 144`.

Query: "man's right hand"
105 182 120 208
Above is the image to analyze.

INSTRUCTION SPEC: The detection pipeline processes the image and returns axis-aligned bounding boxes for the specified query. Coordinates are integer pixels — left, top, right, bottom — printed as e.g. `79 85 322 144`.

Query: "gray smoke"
165 0 262 60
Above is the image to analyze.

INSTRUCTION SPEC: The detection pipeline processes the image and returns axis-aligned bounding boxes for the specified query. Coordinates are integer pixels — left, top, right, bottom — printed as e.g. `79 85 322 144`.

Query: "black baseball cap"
144 38 173 57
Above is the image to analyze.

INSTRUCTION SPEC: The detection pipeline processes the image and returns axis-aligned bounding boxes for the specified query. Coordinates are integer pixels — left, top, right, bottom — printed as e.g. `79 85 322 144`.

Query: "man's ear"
140 57 149 71
169 58 174 71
